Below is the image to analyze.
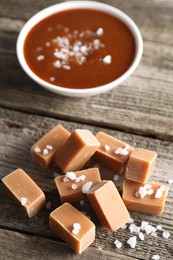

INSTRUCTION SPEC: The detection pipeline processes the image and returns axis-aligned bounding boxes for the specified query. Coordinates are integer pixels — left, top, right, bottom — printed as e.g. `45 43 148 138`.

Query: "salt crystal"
71 183 78 190
72 228 80 235
53 60 61 68
127 236 137 248
138 186 148 198
145 225 157 235
151 232 157 237
138 232 144 240
162 230 170 239
98 246 102 250
21 197 27 205
80 45 87 53
141 221 149 230
127 218 134 224
80 200 84 206
121 224 127 230
46 145 53 150
168 179 173 184
121 148 129 156
46 201 51 209
66 172 76 180
113 175 119 182
63 65 71 70
50 76 55 82
63 177 70 183
82 181 93 193
144 184 152 189
93 39 100 49
155 188 163 198
114 239 122 249
43 148 48 155
105 144 110 151
151 255 160 260
34 146 41 153
156 225 162 230
103 55 112 64
37 55 45 61
129 223 140 234
115 147 122 154
73 45 80 52
160 185 166 192
73 223 81 230
125 144 130 150
147 189 154 195
79 175 86 181
96 27 104 36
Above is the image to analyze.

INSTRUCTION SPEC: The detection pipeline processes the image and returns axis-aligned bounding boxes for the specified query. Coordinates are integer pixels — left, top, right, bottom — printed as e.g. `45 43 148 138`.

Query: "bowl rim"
16 0 143 97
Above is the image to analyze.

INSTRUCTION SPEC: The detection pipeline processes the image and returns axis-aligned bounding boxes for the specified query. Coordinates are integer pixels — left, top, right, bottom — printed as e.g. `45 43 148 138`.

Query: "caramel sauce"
24 9 136 89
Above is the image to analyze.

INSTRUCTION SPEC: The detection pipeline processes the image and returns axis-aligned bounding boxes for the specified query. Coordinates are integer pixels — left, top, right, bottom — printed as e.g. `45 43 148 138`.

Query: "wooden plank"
0 108 173 259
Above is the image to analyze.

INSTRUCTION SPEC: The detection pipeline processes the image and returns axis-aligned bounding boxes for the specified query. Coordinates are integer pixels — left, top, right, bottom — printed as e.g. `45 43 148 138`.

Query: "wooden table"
0 0 173 259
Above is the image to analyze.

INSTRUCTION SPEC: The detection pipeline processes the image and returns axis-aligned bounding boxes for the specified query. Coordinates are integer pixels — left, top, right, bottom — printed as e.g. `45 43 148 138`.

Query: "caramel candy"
123 179 169 215
94 132 134 174
125 148 157 183
87 180 130 231
31 125 70 168
49 202 95 254
55 129 100 172
54 168 101 203
2 168 46 217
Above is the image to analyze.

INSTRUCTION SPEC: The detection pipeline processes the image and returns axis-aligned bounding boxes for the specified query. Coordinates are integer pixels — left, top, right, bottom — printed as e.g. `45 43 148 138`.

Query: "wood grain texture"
0 0 173 140
0 108 173 259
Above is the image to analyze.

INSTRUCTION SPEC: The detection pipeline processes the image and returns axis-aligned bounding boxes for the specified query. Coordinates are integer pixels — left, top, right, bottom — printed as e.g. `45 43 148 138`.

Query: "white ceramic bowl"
16 1 143 97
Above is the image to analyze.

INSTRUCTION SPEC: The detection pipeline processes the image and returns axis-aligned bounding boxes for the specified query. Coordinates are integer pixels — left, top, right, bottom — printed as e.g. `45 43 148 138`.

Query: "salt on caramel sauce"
24 9 136 89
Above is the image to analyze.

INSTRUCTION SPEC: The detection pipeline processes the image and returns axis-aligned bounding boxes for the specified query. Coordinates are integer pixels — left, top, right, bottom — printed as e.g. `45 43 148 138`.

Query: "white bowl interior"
16 1 143 97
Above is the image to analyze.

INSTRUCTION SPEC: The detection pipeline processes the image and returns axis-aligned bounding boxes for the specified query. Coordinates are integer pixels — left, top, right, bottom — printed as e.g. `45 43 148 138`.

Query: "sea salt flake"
37 55 45 61
127 218 134 224
80 200 84 206
155 188 163 198
34 146 41 153
105 144 110 151
72 228 80 235
162 230 170 239
50 76 55 82
115 147 122 154
96 27 104 36
138 186 148 198
53 60 61 68
125 144 130 150
82 181 93 193
71 183 78 190
147 189 154 195
145 225 157 235
79 175 86 181
127 236 137 248
151 255 160 260
113 175 119 182
156 225 162 230
43 148 48 155
63 65 71 70
21 197 27 205
114 239 122 248
46 201 51 209
160 185 166 191
103 55 112 64
151 232 157 237
121 224 127 230
144 184 152 189
46 145 53 150
141 221 148 230
129 223 140 234
138 232 144 240
73 223 81 230
66 172 76 180
114 147 128 156
63 177 70 183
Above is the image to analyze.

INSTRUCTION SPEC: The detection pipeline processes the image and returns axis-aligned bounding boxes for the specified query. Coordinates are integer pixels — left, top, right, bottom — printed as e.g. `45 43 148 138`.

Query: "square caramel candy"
55 129 100 172
31 124 70 168
2 168 46 217
125 148 157 183
123 179 169 215
49 202 95 254
87 180 130 231
54 168 101 203
94 132 134 174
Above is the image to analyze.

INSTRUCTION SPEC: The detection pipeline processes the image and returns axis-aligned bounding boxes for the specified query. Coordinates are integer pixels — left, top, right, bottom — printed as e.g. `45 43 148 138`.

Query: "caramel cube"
31 125 70 168
94 132 134 174
125 148 157 183
55 129 100 172
123 179 169 215
2 168 46 217
87 180 130 231
54 168 101 203
49 203 95 254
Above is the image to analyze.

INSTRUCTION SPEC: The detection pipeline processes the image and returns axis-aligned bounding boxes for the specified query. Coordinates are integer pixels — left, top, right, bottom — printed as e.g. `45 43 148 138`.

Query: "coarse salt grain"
73 223 81 230
125 144 130 150
72 228 80 235
114 147 128 156
80 200 84 206
113 175 119 182
103 55 112 64
71 183 78 190
46 201 51 209
129 223 140 234
162 230 170 239
75 175 86 183
151 232 157 237
53 60 61 68
141 221 149 230
82 181 93 193
147 189 154 195
151 255 160 260
21 197 27 205
50 76 55 82
114 239 122 249
37 55 45 61
34 146 41 153
160 185 166 192
66 172 76 180
96 27 104 36
46 145 53 150
145 225 157 235
144 184 152 190
127 236 137 248
155 188 163 198
127 218 134 224
63 177 70 183
156 225 162 230
43 148 49 155
138 232 145 240
138 186 148 198
121 224 127 230
105 144 110 151
63 65 71 70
